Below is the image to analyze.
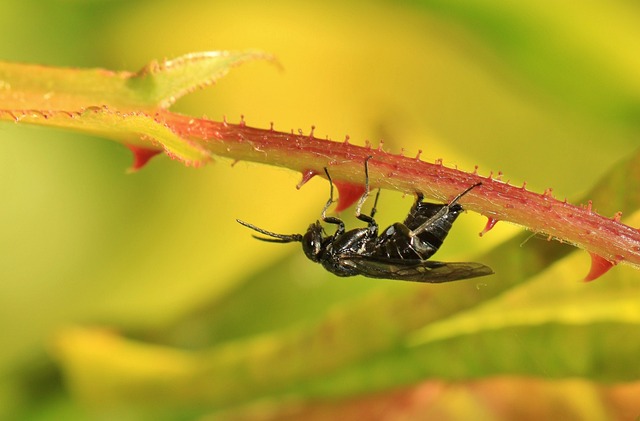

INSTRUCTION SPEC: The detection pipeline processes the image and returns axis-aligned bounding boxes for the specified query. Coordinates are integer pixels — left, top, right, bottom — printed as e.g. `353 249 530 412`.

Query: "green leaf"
0 107 210 166
0 50 273 111
0 51 274 166
128 51 277 109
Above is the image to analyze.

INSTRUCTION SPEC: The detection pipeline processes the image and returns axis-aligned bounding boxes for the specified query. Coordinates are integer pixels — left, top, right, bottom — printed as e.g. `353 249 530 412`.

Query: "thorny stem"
160 110 640 271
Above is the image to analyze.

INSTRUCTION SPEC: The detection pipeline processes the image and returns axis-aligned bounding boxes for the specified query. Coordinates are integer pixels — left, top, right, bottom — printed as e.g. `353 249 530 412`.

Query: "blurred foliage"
1 0 640 420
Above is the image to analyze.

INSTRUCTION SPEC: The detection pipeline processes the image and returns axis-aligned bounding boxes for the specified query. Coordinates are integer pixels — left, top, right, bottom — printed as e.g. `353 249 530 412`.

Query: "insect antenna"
236 219 303 243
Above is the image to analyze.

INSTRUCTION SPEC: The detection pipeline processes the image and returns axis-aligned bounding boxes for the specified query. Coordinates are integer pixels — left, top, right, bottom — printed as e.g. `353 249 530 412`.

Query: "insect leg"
410 207 449 237
449 182 482 207
355 156 378 226
411 183 481 237
322 167 346 235
369 188 381 219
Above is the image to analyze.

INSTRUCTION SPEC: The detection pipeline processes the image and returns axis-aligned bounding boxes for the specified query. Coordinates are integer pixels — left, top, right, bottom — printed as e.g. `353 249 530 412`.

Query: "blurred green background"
1 0 640 420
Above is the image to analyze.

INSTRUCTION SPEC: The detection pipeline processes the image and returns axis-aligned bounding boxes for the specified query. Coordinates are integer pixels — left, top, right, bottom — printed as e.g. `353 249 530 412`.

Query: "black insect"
237 158 493 283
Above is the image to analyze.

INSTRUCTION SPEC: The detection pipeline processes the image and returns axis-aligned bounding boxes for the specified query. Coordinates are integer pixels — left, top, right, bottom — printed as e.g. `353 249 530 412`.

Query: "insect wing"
341 255 493 283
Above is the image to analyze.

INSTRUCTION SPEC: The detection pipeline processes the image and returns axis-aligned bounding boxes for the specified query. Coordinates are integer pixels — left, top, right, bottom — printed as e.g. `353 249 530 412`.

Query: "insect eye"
302 223 323 262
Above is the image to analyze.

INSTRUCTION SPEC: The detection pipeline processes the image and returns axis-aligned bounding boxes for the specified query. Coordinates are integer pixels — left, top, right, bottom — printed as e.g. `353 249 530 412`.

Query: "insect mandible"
237 157 493 283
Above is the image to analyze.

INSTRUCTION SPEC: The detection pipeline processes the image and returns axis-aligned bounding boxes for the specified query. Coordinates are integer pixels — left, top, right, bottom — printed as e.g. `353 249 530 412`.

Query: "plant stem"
162 110 640 271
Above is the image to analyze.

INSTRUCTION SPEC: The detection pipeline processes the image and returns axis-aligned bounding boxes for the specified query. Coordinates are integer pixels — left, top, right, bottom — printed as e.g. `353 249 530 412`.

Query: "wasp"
237 158 493 283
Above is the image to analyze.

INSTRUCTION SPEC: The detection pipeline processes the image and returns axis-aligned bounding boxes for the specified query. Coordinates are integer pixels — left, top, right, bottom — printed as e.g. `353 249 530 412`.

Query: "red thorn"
344 135 350 145
479 218 499 237
584 252 616 282
333 180 366 212
126 144 162 172
297 169 318 190
521 181 527 190
239 115 246 127
269 122 274 131
400 148 405 157
378 139 384 152
365 139 371 149
222 115 228 126
309 125 316 138
415 150 422 161
543 188 553 197
473 165 479 175
613 211 622 222
435 158 443 166
586 200 593 213
496 171 503 181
